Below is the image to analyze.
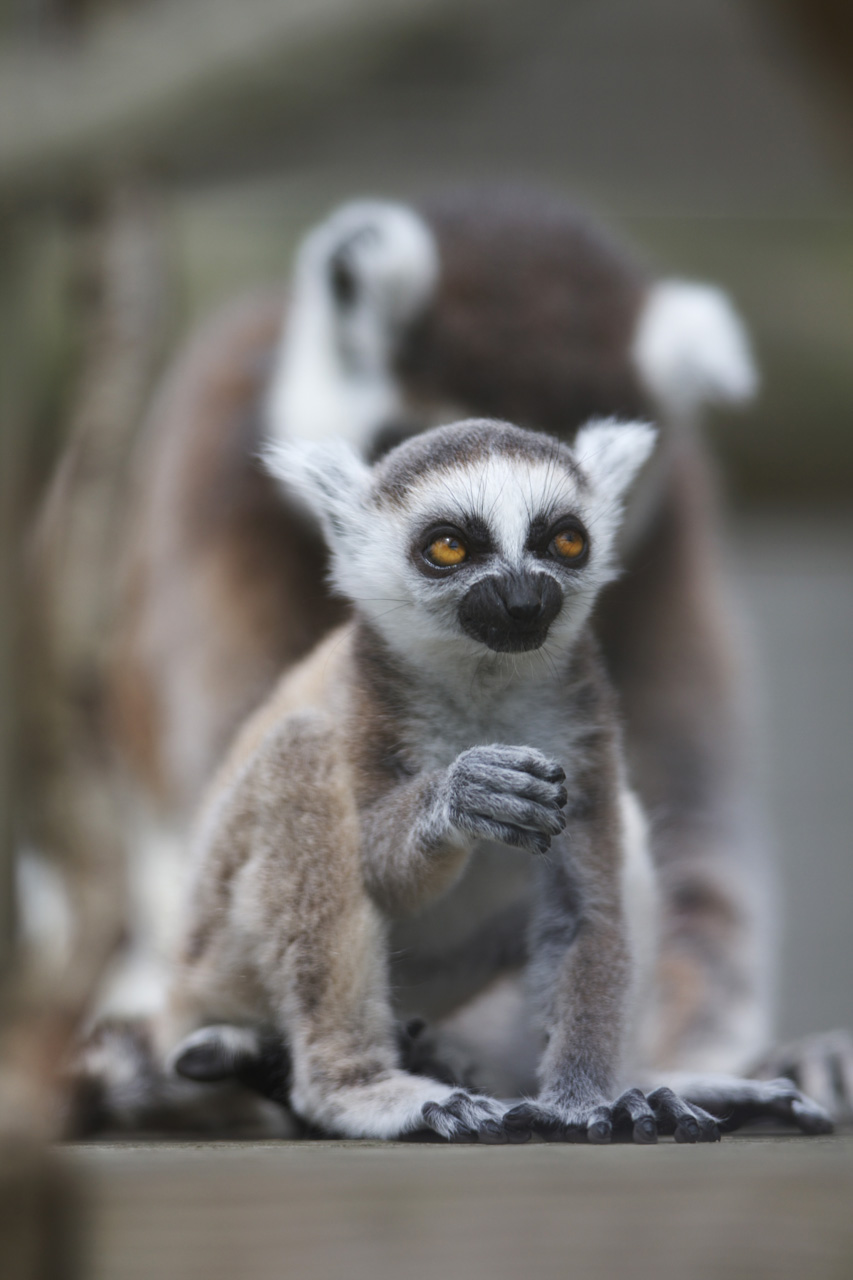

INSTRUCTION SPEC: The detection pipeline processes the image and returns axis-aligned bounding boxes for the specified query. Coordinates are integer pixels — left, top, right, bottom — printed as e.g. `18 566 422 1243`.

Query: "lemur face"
402 452 589 655
266 418 656 668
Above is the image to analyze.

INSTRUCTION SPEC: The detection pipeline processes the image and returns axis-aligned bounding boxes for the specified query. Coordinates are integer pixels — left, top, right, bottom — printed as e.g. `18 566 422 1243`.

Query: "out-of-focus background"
1 1 852 1276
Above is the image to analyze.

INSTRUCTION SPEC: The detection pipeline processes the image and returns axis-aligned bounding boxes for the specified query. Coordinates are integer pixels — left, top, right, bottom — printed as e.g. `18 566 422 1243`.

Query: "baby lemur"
161 415 672 1141
155 418 830 1143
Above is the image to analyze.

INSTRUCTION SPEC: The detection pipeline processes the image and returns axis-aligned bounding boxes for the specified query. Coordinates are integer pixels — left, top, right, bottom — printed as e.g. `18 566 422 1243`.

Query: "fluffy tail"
632 280 758 419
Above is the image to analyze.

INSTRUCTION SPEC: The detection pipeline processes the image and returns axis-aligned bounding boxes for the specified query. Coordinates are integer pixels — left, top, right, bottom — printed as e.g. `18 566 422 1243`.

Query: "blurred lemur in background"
91 189 846 1128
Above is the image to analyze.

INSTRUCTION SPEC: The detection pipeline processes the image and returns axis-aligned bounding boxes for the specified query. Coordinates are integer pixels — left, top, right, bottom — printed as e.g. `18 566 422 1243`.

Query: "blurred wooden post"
0 210 23 990
0 186 173 1277
0 206 80 1280
15 185 174 1121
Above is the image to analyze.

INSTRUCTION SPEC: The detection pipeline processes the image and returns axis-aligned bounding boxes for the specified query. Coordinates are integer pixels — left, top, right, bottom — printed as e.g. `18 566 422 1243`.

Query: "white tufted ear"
573 418 657 505
264 438 372 542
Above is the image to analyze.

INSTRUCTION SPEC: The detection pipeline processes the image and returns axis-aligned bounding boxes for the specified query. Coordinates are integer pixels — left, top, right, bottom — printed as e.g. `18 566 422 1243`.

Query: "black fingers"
791 1096 835 1135
611 1087 658 1144
499 1089 723 1145
421 1099 476 1142
502 1102 567 1143
451 812 554 854
585 1104 612 1144
449 744 568 853
647 1087 720 1143
420 1091 504 1142
462 789 567 838
747 1078 833 1135
750 1029 853 1122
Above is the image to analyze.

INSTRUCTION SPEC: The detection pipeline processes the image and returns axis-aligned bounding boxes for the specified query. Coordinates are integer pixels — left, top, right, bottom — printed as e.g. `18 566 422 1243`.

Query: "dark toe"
633 1116 658 1144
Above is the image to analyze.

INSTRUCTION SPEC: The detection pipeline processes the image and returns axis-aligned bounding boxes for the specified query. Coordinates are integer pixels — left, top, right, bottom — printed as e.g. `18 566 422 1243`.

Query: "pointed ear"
573 419 657 504
263 438 372 539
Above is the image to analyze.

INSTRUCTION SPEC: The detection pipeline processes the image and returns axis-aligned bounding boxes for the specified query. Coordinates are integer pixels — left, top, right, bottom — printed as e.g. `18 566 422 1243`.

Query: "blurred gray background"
3 0 852 1041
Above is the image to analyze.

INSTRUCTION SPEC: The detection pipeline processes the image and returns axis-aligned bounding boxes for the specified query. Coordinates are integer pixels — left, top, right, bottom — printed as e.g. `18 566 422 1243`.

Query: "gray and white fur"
96 190 848 1130
146 420 827 1142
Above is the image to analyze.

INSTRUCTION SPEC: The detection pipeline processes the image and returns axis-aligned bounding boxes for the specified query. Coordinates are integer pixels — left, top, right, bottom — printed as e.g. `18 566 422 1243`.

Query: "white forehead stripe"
401 458 582 559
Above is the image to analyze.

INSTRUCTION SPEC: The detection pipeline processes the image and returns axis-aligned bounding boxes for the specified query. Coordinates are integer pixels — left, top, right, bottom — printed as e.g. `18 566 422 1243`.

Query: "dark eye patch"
527 513 590 565
413 514 494 577
525 514 552 550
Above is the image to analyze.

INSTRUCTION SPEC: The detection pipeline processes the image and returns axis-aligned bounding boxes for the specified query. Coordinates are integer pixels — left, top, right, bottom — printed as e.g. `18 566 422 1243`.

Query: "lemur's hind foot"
502 1086 720 1145
166 1022 503 1141
64 1018 297 1138
656 1072 834 1135
748 1030 853 1124
293 1068 505 1142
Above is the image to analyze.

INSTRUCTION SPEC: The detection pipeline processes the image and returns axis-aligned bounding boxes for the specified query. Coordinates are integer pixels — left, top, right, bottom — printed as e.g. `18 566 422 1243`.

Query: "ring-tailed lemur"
97 191 848 1123
138 419 827 1143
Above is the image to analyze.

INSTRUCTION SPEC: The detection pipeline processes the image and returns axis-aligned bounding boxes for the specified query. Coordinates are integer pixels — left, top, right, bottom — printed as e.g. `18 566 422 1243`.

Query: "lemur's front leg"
161 714 506 1142
507 748 722 1145
359 744 567 915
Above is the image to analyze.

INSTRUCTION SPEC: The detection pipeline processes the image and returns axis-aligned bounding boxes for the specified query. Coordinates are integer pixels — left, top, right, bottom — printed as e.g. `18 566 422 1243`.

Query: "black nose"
501 582 546 624
458 572 563 653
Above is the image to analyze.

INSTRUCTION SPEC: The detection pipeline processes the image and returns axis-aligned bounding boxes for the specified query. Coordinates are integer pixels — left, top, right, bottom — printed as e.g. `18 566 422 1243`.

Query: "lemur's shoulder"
202 624 356 801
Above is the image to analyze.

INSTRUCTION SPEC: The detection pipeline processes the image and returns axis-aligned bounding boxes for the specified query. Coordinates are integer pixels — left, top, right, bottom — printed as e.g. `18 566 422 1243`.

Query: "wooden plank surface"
65 1132 853 1280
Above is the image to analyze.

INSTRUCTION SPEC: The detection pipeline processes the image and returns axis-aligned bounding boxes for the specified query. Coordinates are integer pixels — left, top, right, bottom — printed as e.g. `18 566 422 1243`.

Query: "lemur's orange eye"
551 529 587 561
425 535 468 568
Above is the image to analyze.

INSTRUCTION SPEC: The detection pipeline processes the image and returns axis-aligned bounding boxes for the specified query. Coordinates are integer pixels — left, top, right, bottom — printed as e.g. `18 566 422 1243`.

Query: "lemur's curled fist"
153 420 830 1143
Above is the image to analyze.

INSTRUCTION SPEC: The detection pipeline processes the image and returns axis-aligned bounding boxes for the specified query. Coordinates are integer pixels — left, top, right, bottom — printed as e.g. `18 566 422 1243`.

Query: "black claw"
791 1101 834 1135
588 1119 612 1144
634 1116 657 1144
449 1125 478 1144
479 1120 508 1145
674 1118 700 1144
502 1104 537 1143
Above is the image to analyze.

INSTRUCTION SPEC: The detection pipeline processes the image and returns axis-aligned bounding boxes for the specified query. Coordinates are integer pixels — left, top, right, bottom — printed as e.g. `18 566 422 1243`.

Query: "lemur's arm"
359 745 567 915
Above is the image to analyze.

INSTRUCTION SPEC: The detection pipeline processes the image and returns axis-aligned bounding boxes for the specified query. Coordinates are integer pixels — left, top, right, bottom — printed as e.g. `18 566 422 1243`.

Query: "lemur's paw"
677 1074 835 1135
447 744 567 855
749 1030 852 1123
502 1088 721 1145
170 1023 292 1104
419 1090 506 1143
